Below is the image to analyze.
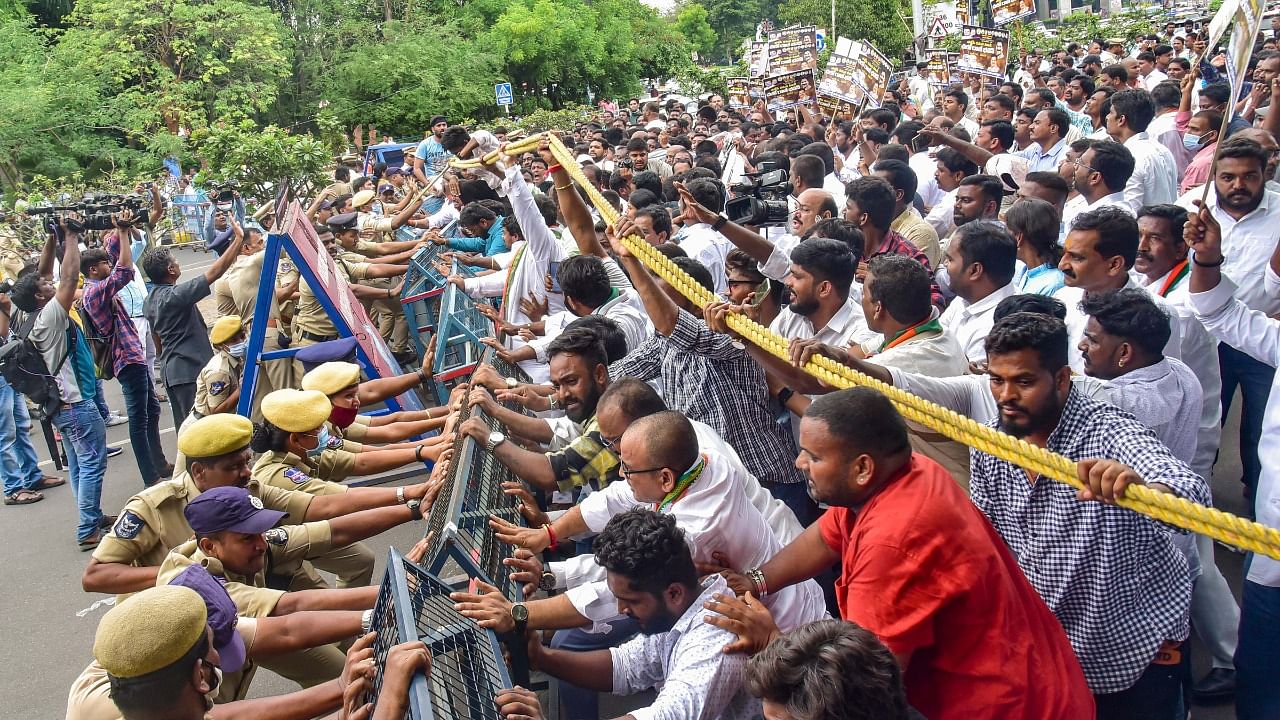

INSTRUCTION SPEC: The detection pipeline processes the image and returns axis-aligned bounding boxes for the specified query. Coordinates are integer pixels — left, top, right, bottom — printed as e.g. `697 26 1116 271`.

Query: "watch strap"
711 213 729 231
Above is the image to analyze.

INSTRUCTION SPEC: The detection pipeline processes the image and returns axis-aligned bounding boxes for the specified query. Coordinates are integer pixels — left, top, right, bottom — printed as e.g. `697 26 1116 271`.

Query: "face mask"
226 341 247 358
201 662 223 711
1183 132 1206 151
306 427 332 458
329 403 359 429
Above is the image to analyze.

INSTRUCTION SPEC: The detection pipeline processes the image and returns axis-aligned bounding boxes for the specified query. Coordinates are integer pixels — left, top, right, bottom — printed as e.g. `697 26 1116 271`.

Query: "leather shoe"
78 531 104 552
1192 667 1236 704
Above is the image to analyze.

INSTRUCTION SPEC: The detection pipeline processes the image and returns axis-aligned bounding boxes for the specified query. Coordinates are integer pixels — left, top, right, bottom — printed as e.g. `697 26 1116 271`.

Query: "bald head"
621 411 699 471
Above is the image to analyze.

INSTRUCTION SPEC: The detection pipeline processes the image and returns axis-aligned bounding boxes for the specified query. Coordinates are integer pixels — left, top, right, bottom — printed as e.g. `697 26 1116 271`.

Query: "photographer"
4 219 109 550
200 183 246 247
82 210 172 487
0 282 62 507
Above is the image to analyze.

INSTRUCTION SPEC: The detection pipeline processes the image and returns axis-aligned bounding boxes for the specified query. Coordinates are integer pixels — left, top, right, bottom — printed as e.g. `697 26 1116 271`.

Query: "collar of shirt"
1087 191 1127 210
671 575 731 638
1024 262 1057 279
1122 131 1151 147
958 282 1016 318
1034 137 1067 160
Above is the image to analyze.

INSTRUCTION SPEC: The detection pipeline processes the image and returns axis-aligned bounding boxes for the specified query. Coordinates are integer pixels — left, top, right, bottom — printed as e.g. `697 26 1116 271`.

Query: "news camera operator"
200 181 246 248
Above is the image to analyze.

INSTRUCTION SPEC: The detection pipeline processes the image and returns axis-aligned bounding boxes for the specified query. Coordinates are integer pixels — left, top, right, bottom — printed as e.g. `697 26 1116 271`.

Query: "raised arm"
674 182 776 265
203 221 245 284
546 143 607 258
611 218 678 335
54 221 81 310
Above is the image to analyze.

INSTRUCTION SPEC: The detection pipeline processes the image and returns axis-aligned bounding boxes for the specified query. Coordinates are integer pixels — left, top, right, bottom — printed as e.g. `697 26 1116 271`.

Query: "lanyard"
879 317 943 353
656 456 707 512
1157 260 1190 298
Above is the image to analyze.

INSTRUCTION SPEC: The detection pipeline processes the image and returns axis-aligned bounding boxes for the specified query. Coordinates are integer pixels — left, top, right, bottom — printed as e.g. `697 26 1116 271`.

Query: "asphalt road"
0 242 1249 718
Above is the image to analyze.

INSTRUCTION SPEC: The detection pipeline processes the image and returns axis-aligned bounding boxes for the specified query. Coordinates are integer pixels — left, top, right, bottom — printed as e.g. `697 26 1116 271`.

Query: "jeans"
118 363 167 485
166 381 196 428
93 378 111 420
1219 343 1275 506
550 615 640 719
0 376 43 495
1094 641 1189 720
1236 578 1280 719
52 400 107 541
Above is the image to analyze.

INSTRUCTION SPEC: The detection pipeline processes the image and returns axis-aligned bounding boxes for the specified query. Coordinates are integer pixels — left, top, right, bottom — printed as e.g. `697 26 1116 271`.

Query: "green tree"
691 0 760 63
192 119 330 200
57 0 292 135
323 20 501 135
674 3 716 57
778 0 912 60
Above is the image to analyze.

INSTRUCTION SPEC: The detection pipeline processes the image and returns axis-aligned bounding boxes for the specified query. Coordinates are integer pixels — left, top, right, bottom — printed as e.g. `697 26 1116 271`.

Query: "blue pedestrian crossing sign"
495 82 513 106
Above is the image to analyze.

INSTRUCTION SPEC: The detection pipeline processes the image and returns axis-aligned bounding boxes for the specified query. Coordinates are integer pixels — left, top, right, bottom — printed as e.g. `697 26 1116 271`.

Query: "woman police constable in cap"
154 486 435 690
68 564 367 720
173 315 247 448
249 389 447 495
82 414 442 597
301 360 451 448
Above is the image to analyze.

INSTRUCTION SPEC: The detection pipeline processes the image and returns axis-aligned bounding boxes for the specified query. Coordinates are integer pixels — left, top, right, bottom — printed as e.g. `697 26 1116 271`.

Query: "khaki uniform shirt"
212 275 238 318
66 620 256 719
333 415 372 443
93 471 314 574
226 251 266 327
277 256 299 329
193 349 243 417
357 211 397 243
252 449 354 494
295 258 371 336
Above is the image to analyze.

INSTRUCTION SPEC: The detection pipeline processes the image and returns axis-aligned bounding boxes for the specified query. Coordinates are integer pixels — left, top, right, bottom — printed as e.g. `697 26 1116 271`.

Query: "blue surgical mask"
226 341 247 358
306 427 332 458
1183 132 1205 151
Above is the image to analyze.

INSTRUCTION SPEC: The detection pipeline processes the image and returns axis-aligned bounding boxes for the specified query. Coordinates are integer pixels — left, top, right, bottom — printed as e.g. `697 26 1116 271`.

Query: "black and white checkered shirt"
609 309 806 485
969 388 1210 694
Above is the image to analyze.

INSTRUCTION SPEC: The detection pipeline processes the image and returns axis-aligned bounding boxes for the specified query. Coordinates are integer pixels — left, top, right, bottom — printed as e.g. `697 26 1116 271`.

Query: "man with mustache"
1060 140 1135 229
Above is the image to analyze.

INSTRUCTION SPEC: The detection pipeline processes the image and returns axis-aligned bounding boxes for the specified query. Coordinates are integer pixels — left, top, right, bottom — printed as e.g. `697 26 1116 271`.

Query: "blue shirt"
1016 138 1068 173
1015 261 1066 296
416 136 450 176
447 216 506 256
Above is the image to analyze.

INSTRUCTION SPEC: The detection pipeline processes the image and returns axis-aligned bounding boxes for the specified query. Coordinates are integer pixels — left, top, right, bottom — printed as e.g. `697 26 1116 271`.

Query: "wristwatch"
539 571 557 592
711 212 729 232
396 486 406 505
505 376 519 389
487 431 506 451
510 602 529 632
405 498 423 520
361 608 374 634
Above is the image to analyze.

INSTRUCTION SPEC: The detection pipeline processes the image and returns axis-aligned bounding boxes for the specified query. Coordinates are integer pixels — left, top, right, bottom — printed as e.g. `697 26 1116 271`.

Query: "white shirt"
1189 272 1280 586
1057 278 1182 373
757 232 802 282
1177 188 1280 316
770 294 874 348
1061 191 1133 231
1142 69 1169 90
925 190 957 239
1136 267 1223 478
610 575 761 720
1121 132 1178 213
938 283 1017 362
1102 357 1202 467
559 444 828 632
910 150 946 209
822 173 847 209
677 223 732 294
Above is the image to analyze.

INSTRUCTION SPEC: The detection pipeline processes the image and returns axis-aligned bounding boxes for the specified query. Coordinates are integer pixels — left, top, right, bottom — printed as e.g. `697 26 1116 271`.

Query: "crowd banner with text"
726 77 752 109
924 49 952 88
765 69 818 111
992 0 1036 26
847 40 894 108
766 25 819 74
819 53 869 106
956 25 1011 79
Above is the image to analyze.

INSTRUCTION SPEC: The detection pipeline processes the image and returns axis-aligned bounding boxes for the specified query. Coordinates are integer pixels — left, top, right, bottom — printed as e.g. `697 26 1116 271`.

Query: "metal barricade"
365 547 514 720
431 262 491 386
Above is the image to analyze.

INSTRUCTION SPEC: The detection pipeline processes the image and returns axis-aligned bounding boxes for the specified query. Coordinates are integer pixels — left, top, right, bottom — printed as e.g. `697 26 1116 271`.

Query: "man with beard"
701 388 1095 719
521 509 765 719
784 314 1208 715
459 327 621 493
411 115 450 185
938 220 1018 365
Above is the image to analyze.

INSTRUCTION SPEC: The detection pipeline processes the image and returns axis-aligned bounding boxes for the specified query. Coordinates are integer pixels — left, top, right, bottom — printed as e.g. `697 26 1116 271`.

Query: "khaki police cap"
94 585 207 679
178 414 254 458
351 190 376 209
210 314 243 345
301 361 362 396
262 388 331 433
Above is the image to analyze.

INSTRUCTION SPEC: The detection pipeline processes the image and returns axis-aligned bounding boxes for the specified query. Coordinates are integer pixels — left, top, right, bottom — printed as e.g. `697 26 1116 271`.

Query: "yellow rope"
448 134 1280 561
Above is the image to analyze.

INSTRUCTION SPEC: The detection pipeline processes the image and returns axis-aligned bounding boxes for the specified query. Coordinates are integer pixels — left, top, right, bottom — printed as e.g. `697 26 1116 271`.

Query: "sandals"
34 476 65 490
4 490 44 505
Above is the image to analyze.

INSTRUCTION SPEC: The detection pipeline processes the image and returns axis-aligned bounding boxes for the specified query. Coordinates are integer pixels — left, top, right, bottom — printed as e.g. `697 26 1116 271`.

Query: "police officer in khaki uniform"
250 389 440 495
155 486 423 688
341 197 424 359
83 414 440 597
292 214 408 348
184 316 246 427
301 360 450 449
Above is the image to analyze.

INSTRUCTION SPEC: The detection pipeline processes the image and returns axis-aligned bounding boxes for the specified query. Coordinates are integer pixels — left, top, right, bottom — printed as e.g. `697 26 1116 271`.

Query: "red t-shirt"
819 454 1094 720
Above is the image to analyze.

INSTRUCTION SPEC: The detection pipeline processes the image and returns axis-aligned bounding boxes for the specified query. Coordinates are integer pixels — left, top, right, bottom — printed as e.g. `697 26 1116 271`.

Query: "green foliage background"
0 0 932 197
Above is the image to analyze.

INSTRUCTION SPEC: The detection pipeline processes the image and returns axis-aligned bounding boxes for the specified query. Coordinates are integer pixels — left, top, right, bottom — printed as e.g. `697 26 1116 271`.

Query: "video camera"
725 161 792 227
207 179 241 205
27 193 149 233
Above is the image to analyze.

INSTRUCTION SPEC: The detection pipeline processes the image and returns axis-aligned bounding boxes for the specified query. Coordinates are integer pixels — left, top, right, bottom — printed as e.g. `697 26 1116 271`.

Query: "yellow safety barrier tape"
448 133 1280 561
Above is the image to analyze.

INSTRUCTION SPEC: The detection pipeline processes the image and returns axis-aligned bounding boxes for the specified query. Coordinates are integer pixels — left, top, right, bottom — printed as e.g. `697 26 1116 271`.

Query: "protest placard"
956 25 1010 79
992 0 1036 25
765 68 818 111
766 25 819 73
924 49 952 88
819 53 868 105
817 94 861 121
847 40 894 108
726 78 751 109
748 41 769 77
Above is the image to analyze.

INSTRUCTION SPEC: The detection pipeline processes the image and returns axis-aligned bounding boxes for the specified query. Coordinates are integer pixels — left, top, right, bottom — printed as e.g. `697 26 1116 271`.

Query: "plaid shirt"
81 260 146 376
873 231 945 308
969 388 1210 694
610 310 805 484
547 416 619 492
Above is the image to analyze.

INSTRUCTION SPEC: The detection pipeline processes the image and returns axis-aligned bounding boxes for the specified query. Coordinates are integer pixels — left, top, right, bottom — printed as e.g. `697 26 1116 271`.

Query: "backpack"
75 299 116 381
0 311 67 420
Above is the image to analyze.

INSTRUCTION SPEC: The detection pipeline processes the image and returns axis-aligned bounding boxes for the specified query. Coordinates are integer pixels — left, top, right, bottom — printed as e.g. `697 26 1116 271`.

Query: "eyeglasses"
619 462 666 478
601 434 619 451
1077 162 1100 176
